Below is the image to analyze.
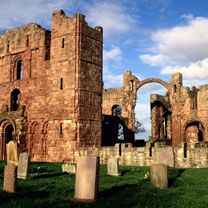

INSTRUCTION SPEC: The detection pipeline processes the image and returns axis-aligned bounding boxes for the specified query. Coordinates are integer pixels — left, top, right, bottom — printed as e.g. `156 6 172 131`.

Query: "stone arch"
136 78 171 92
183 120 204 143
0 120 16 160
134 78 171 142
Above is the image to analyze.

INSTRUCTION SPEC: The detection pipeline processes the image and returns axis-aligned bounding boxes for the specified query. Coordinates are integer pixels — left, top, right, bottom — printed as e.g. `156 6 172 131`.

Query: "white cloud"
140 16 208 66
161 58 208 79
84 1 135 38
0 0 69 30
140 54 170 66
104 46 122 62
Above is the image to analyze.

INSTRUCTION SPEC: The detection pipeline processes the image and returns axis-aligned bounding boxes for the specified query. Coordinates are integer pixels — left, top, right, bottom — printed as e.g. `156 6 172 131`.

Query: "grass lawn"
0 161 208 208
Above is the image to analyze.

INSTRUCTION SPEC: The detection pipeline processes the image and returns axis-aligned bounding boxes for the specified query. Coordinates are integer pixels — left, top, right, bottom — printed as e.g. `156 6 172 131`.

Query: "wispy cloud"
84 1 136 38
0 0 70 30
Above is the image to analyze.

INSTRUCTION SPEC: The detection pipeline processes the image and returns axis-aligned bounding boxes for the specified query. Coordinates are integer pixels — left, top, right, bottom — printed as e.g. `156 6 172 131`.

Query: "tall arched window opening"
112 105 122 117
16 60 23 80
11 89 20 111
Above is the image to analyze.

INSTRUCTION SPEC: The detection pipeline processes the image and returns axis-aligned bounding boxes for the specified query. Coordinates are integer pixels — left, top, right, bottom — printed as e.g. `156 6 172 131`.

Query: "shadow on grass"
30 172 68 179
168 168 185 187
120 169 131 176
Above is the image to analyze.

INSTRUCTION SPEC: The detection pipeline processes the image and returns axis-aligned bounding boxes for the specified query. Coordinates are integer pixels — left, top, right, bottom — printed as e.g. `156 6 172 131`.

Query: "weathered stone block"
74 156 99 201
150 164 168 189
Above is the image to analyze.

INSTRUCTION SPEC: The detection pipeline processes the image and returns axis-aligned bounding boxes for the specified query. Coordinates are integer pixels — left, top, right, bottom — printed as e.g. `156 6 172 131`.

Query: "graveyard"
0 161 208 208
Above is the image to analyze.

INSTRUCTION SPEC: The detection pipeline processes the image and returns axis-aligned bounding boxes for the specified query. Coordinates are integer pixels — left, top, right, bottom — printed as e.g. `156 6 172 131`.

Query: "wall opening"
62 38 65 48
16 60 23 80
60 123 63 137
112 105 122 117
10 89 20 111
60 78 63 90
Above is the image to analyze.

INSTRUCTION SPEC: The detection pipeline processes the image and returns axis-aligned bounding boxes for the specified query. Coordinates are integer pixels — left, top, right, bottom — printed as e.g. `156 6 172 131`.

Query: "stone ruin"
0 10 208 168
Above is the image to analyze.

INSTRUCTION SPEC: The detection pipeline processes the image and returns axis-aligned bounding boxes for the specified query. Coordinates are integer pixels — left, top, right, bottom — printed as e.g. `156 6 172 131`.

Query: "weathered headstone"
73 156 99 202
158 146 174 167
3 164 17 193
62 163 76 174
107 157 120 176
17 152 30 179
150 164 168 189
6 141 18 166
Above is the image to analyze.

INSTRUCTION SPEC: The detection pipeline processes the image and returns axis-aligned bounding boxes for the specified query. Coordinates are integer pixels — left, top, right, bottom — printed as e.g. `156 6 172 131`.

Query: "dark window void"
118 123 124 140
184 143 187 158
11 89 20 111
5 124 14 144
60 78 63 90
198 130 203 142
112 105 122 117
60 123 63 136
26 35 29 47
16 60 23 80
62 38 65 48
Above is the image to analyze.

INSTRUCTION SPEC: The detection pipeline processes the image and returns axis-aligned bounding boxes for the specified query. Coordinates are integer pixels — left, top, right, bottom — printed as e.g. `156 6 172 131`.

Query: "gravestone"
107 157 120 176
73 156 99 201
150 164 168 189
158 146 174 167
17 152 30 179
3 164 17 193
6 141 18 166
62 163 76 174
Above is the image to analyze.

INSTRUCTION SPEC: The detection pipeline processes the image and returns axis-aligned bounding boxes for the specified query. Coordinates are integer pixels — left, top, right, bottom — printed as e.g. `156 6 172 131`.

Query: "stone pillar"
150 164 168 189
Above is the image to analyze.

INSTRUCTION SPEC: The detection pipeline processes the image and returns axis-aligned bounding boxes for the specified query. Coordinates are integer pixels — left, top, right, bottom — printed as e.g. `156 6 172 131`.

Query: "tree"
134 119 146 134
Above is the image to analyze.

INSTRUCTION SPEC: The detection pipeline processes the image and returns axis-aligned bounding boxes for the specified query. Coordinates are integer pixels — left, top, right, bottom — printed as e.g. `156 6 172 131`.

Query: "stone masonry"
0 10 102 162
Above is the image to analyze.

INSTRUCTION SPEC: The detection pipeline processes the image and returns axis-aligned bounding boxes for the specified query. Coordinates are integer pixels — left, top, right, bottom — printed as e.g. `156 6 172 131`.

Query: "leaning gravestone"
73 156 100 202
17 152 30 179
158 146 174 167
6 141 18 166
107 157 121 176
3 164 17 193
150 164 168 189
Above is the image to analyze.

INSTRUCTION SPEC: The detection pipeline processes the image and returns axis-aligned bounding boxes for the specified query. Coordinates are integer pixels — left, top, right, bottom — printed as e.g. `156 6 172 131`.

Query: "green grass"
1 161 208 208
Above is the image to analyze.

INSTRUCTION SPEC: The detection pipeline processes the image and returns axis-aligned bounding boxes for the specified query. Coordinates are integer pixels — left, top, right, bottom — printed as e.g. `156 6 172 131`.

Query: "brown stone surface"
74 156 99 201
150 164 168 189
0 10 102 162
158 147 174 167
17 152 30 179
3 164 17 193
6 141 18 166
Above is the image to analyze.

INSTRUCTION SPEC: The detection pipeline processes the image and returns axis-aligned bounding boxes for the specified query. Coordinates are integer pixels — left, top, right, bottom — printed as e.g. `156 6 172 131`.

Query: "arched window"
16 60 23 80
112 105 122 117
11 89 20 111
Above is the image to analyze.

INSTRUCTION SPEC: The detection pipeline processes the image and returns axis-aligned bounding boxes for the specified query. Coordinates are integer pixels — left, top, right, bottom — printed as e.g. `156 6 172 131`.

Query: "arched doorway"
1 123 14 160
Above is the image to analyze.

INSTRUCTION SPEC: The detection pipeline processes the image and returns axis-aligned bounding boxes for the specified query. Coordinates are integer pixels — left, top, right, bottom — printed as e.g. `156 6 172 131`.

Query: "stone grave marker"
3 164 17 193
17 152 30 179
73 156 99 201
158 146 174 167
6 141 18 166
150 164 168 189
62 163 76 174
107 157 121 176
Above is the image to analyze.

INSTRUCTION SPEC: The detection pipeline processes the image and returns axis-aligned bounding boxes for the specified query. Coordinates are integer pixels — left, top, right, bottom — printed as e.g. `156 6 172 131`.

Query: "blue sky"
1 0 208 139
